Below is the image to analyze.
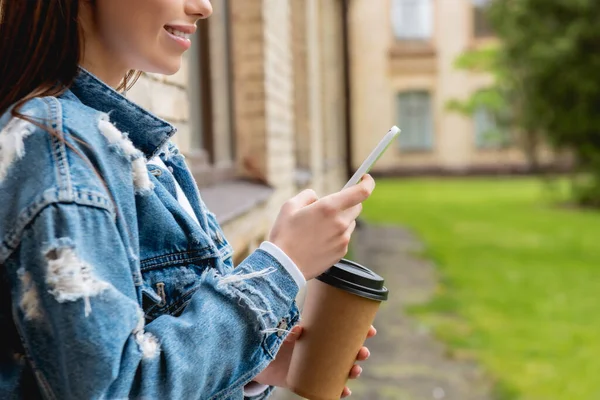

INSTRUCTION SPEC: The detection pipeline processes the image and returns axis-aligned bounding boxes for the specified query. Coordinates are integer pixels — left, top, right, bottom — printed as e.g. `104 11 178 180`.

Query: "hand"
254 325 377 398
269 175 375 280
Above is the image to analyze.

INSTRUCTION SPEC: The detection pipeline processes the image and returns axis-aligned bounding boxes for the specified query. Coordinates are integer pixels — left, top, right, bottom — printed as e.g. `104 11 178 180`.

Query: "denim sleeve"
6 202 300 400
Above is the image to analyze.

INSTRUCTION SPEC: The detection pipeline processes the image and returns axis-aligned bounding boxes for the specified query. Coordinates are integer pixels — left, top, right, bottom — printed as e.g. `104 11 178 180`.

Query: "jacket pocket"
140 259 213 322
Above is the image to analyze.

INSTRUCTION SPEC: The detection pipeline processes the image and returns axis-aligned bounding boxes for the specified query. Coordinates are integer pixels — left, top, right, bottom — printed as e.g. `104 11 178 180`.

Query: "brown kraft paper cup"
286 259 389 400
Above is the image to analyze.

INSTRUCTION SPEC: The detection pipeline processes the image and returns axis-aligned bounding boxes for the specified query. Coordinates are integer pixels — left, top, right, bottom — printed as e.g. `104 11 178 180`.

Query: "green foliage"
488 0 600 205
446 45 508 114
445 44 518 153
453 45 499 71
362 178 600 399
446 87 506 115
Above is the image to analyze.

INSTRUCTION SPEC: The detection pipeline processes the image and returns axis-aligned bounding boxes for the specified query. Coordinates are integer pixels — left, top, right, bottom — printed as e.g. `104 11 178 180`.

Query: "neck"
78 4 128 88
80 39 129 89
80 60 127 90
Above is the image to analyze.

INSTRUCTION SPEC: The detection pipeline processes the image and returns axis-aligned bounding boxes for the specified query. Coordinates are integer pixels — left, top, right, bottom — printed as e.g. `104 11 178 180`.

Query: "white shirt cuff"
259 241 306 290
243 381 270 396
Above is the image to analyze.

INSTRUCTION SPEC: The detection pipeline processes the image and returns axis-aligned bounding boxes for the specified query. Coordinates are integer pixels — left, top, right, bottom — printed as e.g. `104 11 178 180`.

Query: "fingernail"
357 367 363 377
366 349 371 359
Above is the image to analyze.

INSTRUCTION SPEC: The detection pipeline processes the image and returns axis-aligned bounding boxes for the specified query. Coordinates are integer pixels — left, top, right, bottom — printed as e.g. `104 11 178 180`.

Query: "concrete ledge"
200 180 274 225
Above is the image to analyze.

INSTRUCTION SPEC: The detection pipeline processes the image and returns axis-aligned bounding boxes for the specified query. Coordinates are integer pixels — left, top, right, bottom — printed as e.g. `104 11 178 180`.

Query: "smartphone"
342 126 401 190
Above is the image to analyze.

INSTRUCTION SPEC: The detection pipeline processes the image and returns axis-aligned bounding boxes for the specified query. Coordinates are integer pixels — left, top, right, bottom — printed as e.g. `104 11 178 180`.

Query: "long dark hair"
0 0 139 212
0 1 80 116
0 0 139 120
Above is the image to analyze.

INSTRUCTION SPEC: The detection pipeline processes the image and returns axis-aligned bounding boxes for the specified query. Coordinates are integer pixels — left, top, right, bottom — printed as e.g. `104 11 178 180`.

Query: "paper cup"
286 259 389 400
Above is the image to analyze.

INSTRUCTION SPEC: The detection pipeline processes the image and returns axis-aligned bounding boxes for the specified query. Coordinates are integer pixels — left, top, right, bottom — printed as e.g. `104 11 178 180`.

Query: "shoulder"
0 96 66 187
0 95 115 198
0 96 118 262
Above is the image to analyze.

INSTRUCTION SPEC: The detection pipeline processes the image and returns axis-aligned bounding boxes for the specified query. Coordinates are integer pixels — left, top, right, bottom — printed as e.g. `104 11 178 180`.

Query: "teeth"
165 27 191 40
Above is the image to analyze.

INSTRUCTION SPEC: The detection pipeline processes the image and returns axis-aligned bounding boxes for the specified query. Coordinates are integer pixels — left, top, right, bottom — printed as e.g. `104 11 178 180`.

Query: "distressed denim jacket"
0 69 300 400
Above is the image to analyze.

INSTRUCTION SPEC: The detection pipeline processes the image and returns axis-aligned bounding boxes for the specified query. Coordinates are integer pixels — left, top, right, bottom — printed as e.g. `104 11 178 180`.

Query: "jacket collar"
66 68 177 159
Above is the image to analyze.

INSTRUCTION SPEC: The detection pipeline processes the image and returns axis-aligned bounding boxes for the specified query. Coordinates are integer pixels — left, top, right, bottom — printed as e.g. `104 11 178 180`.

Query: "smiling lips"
164 25 195 49
165 26 192 40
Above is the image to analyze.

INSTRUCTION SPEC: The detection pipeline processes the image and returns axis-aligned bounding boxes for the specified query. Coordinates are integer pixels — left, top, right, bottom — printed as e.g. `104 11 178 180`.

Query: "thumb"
284 325 304 343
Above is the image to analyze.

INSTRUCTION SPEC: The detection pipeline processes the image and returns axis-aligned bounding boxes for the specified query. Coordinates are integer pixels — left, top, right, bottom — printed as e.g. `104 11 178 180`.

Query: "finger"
288 189 319 209
356 346 370 361
285 325 303 343
341 203 362 224
343 220 357 240
341 387 352 398
326 174 375 210
367 325 377 338
348 364 363 379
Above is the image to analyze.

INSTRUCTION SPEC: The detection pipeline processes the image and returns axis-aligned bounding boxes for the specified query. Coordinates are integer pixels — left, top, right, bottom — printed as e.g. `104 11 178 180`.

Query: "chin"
146 57 183 76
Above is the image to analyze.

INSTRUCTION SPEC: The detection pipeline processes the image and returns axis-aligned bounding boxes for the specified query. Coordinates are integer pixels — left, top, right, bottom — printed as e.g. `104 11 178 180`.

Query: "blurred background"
128 0 600 398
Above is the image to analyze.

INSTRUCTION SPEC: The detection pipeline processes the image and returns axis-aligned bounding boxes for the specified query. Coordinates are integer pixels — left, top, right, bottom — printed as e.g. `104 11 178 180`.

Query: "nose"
186 0 213 20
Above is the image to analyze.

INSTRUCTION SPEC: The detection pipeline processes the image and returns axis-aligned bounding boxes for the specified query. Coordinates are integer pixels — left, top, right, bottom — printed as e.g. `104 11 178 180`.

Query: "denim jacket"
0 69 300 400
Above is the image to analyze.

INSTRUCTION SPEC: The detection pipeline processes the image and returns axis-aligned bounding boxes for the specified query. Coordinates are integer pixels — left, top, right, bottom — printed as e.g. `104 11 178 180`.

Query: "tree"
446 44 542 171
487 0 600 206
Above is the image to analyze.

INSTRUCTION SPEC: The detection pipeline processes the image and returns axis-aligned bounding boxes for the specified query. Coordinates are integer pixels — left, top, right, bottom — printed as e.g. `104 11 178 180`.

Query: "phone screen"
342 126 401 190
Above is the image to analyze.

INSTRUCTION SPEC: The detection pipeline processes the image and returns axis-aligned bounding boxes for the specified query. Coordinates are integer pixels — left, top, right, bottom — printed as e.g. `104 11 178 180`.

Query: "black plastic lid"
316 259 389 301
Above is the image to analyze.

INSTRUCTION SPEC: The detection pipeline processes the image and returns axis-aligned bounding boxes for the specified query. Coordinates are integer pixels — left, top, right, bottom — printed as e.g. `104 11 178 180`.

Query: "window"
188 22 212 152
397 91 434 151
473 0 494 38
391 0 433 40
188 0 236 186
206 0 236 168
474 107 508 148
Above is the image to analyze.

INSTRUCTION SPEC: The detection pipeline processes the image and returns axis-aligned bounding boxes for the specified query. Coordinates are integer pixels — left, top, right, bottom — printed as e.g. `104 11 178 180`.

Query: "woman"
0 1 376 399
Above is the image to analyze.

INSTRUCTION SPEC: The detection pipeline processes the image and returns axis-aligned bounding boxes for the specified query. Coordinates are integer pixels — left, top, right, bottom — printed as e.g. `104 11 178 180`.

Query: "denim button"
277 319 288 337
150 168 162 177
215 231 224 244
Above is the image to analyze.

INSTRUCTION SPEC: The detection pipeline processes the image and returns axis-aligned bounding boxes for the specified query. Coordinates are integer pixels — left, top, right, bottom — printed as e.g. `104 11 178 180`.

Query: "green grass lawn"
361 177 600 400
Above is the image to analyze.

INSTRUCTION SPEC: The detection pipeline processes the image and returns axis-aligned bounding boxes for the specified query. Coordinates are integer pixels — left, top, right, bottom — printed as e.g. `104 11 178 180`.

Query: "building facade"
126 0 564 262
128 0 350 262
349 0 557 175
